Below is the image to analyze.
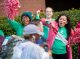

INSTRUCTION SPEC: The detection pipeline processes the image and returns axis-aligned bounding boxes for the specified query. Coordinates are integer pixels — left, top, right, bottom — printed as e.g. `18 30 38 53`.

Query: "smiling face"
46 7 53 18
22 16 30 26
58 16 68 27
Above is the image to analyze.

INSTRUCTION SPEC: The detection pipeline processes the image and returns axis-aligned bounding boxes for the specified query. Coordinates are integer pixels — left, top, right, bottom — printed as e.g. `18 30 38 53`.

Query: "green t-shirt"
0 30 4 36
8 19 24 36
52 27 68 54
43 26 49 39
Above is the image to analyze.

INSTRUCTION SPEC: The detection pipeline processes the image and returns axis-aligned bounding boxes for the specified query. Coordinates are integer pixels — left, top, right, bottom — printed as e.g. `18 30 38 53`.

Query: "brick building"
0 0 80 16
0 0 45 16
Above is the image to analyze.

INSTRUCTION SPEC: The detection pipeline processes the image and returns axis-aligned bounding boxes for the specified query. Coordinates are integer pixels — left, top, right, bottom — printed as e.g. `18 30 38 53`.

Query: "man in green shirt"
7 12 32 36
2 12 32 46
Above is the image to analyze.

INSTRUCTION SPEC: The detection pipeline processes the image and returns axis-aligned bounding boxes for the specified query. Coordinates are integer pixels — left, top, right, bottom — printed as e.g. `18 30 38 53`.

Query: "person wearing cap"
7 11 32 36
2 12 32 46
11 24 49 59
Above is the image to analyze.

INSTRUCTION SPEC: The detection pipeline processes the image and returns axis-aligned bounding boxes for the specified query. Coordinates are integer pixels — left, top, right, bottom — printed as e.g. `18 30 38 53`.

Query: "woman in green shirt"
51 14 72 59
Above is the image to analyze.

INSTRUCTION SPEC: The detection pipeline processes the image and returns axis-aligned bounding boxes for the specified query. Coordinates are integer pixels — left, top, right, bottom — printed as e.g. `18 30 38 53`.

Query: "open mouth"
60 23 63 25
59 22 63 26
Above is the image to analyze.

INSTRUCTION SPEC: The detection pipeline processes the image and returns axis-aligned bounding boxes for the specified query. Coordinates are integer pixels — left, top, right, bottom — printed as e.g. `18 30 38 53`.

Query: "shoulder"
52 18 55 21
41 18 46 21
51 21 58 27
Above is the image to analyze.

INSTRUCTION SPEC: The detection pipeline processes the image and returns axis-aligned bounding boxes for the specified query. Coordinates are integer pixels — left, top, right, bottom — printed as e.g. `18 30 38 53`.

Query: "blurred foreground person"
11 24 49 59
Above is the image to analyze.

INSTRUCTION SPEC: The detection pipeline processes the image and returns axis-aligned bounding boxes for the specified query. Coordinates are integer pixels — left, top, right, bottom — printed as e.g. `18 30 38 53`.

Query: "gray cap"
23 24 44 35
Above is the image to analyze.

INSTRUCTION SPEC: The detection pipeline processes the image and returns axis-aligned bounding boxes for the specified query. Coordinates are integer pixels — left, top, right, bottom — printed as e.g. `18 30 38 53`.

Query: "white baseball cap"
23 24 44 35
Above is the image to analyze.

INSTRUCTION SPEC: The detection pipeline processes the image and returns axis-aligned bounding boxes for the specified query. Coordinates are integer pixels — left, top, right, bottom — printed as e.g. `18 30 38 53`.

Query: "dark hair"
56 13 72 39
23 35 30 40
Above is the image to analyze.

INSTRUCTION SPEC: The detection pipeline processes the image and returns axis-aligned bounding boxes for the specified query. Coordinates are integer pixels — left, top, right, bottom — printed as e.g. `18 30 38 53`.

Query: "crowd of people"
0 7 80 59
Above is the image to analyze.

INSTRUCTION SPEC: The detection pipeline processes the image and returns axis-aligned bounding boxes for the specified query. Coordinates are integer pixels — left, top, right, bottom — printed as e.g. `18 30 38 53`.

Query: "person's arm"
7 19 21 32
41 18 58 31
35 10 40 19
0 30 4 36
41 18 51 28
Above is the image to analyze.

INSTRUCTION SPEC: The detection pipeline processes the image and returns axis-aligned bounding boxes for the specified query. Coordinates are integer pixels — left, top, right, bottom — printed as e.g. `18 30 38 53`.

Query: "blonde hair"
46 7 54 12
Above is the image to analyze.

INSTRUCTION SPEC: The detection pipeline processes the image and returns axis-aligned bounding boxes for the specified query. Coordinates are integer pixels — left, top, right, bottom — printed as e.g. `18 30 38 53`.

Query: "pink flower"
4 0 21 20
